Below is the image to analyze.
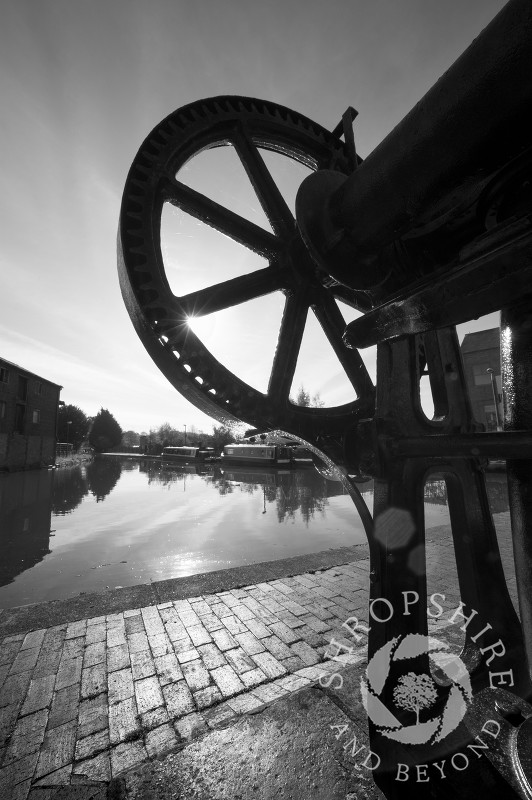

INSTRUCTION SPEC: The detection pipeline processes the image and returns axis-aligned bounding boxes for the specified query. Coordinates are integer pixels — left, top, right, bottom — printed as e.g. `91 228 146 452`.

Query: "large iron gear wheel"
118 96 375 445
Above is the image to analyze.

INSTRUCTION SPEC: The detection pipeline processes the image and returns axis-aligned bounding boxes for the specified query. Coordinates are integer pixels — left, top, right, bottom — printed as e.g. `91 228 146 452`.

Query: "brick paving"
0 510 516 798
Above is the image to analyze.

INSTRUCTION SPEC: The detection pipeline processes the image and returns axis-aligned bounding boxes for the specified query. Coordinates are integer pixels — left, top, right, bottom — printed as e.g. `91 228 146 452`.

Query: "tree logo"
360 634 472 745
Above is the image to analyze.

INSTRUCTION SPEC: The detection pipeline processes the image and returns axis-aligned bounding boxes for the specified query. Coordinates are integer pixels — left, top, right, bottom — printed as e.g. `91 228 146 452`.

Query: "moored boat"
221 443 293 467
244 432 314 467
286 445 314 468
161 446 216 462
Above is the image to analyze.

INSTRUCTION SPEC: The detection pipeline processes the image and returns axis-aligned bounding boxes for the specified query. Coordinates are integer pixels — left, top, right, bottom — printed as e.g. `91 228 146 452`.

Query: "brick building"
460 327 503 431
0 358 62 471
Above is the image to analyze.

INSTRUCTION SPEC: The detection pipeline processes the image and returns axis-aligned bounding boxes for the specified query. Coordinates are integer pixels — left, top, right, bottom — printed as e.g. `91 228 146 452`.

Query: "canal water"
0 456 509 609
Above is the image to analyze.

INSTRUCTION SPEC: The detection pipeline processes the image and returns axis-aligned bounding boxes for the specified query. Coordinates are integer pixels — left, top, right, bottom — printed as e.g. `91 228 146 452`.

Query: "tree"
121 430 140 449
294 386 311 406
57 404 90 450
393 672 438 724
292 385 325 408
311 391 325 408
89 408 123 452
157 422 181 447
211 425 235 451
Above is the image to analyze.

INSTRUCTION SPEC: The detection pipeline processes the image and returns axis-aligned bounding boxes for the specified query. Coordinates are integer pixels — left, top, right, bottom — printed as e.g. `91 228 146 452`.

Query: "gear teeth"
125 214 142 228
119 94 361 438
154 127 171 143
144 139 162 155
132 163 151 177
126 234 144 248
125 199 143 212
151 130 169 145
127 183 145 196
166 118 183 135
139 149 158 163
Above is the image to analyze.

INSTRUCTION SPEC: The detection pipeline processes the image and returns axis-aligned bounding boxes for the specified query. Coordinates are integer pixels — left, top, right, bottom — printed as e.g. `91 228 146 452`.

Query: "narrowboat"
221 443 293 467
287 445 314 468
245 433 314 467
161 446 216 462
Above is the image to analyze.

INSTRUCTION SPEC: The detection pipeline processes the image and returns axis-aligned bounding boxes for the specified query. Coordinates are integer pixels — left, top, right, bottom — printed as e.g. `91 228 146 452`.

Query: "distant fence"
56 442 74 458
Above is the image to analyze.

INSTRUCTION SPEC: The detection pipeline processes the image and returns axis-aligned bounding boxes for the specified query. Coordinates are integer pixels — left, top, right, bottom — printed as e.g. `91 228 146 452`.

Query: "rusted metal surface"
118 96 373 456
342 221 532 348
502 303 532 678
365 329 532 798
118 0 532 795
296 0 532 300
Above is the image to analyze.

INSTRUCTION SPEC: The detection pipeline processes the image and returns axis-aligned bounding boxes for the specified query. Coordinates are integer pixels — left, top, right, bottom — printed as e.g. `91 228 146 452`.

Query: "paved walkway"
0 512 517 799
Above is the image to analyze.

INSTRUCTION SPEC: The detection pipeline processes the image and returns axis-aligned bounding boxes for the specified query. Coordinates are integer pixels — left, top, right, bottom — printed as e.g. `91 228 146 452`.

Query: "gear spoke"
161 175 282 257
119 96 365 442
176 263 286 318
268 291 309 400
232 127 295 237
312 289 375 399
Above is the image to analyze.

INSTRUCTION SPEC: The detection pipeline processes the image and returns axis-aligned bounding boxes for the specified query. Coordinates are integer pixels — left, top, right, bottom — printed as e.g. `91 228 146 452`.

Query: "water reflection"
217 467 360 524
50 458 126 515
52 466 88 515
139 461 213 486
0 469 54 586
140 461 362 524
0 457 510 605
424 472 509 514
86 458 122 501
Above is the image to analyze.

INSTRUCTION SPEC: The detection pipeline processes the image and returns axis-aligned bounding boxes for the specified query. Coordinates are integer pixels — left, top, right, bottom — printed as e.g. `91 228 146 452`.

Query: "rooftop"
0 356 63 389
460 327 500 354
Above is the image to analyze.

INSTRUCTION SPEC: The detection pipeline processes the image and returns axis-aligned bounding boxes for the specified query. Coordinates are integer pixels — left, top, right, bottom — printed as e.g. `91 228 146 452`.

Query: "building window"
32 409 41 424
14 403 25 434
17 375 28 400
0 400 6 419
472 364 493 386
35 381 43 395
0 367 9 383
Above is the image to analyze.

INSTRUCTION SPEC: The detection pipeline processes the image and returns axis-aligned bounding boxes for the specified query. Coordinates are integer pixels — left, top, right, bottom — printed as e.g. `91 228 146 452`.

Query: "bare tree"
393 672 438 724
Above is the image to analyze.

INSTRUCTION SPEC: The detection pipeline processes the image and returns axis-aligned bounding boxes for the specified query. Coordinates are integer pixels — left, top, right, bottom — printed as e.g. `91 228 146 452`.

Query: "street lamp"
486 368 502 431
66 420 72 443
184 424 187 445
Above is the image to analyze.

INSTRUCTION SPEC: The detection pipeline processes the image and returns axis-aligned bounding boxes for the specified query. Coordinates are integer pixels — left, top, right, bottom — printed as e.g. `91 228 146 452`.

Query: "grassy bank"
55 452 94 468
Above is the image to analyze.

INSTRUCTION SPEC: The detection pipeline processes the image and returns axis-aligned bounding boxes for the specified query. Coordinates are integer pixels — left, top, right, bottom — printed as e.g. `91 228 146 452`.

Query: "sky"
1 0 506 435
